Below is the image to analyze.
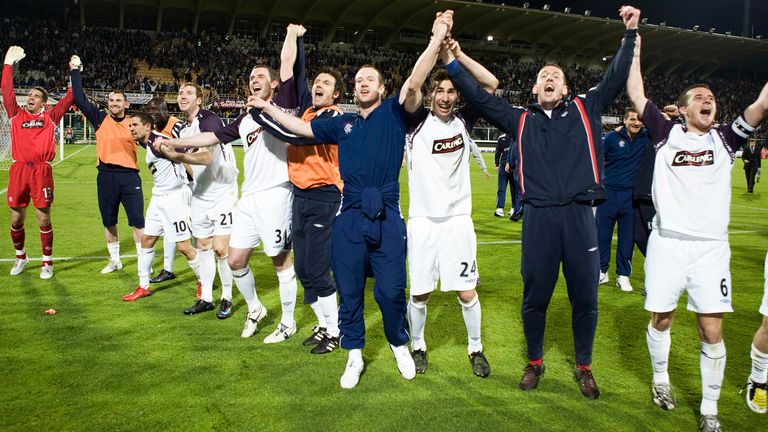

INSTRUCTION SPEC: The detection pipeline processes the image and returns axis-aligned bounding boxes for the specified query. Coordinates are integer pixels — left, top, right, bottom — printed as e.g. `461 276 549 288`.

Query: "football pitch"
1 144 766 431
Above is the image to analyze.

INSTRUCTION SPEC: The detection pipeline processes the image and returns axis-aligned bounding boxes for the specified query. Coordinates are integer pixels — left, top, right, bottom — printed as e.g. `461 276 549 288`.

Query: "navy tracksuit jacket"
448 29 637 366
596 126 649 276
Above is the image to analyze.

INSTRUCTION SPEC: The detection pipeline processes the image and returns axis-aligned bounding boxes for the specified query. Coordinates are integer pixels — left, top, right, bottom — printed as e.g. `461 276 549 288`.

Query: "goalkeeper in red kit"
2 46 73 279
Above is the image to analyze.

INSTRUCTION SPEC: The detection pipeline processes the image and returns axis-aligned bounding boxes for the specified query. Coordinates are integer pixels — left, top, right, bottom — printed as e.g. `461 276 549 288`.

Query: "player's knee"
456 289 476 303
373 285 404 305
651 312 674 332
228 254 247 271
411 293 431 303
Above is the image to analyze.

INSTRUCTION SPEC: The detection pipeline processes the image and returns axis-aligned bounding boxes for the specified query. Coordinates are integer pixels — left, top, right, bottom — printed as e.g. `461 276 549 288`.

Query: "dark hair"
131 112 154 128
624 107 638 119
677 83 711 108
146 96 168 113
252 65 279 83
30 86 49 102
316 68 346 103
180 82 204 101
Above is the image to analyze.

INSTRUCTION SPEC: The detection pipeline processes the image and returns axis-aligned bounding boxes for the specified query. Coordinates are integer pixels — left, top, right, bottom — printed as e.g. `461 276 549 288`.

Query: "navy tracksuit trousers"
521 203 599 366
331 207 409 350
595 189 634 276
292 194 340 303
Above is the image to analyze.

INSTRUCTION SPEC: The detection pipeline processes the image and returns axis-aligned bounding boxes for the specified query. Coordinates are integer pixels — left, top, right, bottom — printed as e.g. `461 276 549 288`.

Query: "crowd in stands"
2 15 766 135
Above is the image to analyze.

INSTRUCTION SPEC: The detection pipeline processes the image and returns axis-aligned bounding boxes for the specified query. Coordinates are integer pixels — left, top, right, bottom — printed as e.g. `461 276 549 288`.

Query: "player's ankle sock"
700 341 726 416
408 297 428 352
217 255 233 301
187 251 201 279
39 223 53 260
460 295 483 354
310 301 327 328
277 266 297 328
232 266 262 312
163 235 175 273
42 255 52 266
11 223 25 256
138 247 155 288
750 343 768 383
646 322 671 384
317 293 339 337
197 249 215 303
107 241 120 262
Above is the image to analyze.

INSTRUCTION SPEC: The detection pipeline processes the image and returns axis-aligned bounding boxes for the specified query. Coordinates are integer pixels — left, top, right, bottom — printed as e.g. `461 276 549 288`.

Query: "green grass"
0 144 766 431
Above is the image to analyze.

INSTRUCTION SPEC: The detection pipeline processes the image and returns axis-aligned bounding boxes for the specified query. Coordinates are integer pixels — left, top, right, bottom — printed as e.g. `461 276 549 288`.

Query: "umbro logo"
672 150 714 167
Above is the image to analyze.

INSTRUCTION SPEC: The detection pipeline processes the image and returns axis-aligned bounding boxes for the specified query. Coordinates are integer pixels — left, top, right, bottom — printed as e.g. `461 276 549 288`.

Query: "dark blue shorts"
97 170 145 228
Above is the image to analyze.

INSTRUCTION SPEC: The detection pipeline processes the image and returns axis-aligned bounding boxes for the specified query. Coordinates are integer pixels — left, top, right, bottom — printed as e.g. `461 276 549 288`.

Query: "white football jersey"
176 111 239 202
406 112 472 218
215 111 290 196
652 124 733 240
146 131 188 196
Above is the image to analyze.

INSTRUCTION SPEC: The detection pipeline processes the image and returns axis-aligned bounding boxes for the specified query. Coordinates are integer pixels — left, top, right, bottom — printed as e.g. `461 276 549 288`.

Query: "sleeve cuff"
624 28 638 38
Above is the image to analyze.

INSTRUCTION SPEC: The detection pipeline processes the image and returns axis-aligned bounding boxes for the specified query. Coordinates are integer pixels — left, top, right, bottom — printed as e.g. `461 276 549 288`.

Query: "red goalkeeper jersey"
2 64 74 163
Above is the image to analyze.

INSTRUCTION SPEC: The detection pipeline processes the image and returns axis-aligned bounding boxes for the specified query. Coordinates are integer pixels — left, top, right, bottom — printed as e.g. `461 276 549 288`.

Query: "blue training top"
310 94 408 189
602 126 649 190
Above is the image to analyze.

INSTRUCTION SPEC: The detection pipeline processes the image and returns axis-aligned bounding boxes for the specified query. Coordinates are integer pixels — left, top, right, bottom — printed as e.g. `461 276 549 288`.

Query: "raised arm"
743 81 768 127
626 34 647 117
444 38 498 93
2 46 27 117
69 56 105 127
399 10 452 112
446 60 519 134
248 96 314 138
586 6 640 113
280 24 306 82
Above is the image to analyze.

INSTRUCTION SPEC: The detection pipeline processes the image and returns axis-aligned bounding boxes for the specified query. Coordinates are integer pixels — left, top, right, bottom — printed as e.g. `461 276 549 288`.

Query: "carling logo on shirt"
22 120 44 129
432 133 465 154
246 127 263 145
671 150 714 167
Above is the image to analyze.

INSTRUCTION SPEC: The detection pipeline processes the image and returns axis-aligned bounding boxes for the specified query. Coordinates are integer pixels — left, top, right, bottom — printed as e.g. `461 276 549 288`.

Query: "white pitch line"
732 204 768 212
0 145 92 196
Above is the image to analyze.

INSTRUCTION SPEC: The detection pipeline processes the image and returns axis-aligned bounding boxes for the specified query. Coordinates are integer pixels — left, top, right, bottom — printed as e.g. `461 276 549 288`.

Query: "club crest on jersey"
432 133 465 154
22 119 44 129
618 140 626 148
246 127 263 145
344 122 353 135
671 150 714 167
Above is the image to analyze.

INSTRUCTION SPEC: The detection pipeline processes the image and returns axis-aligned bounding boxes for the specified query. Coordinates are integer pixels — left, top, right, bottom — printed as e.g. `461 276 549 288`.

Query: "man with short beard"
122 112 201 302
596 108 648 292
628 34 768 431
70 55 144 277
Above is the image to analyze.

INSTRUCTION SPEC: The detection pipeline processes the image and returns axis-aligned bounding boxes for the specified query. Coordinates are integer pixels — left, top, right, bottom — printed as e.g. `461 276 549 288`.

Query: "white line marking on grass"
733 204 768 211
0 145 93 196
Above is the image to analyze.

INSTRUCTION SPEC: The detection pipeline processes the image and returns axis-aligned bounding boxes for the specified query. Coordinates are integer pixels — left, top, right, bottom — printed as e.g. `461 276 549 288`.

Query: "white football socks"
407 298 428 352
646 322 671 384
318 293 339 337
460 295 483 354
197 248 216 303
218 255 233 301
232 266 262 313
137 247 155 288
750 343 768 383
277 266 297 328
700 341 726 416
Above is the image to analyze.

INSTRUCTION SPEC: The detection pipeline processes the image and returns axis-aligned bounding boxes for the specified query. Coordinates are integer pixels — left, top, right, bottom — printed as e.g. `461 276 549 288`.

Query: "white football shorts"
229 185 293 256
644 230 733 314
408 215 478 296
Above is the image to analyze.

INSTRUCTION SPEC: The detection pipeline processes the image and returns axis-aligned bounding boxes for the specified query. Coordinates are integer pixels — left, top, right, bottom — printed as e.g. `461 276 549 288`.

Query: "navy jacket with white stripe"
447 29 637 207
